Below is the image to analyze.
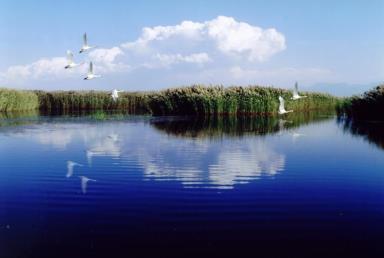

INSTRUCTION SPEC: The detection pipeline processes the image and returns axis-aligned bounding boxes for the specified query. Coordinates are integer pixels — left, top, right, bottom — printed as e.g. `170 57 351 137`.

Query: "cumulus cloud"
88 47 128 72
0 16 303 89
122 16 286 62
0 46 127 84
206 16 286 61
154 52 212 67
122 20 206 49
2 57 69 82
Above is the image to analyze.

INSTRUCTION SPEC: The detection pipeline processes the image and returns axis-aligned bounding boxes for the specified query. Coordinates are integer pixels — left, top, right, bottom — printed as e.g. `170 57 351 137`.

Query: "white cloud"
88 47 128 72
0 47 126 84
0 16 299 89
89 47 124 64
2 57 70 82
122 16 286 62
154 52 212 67
122 20 205 49
206 16 286 61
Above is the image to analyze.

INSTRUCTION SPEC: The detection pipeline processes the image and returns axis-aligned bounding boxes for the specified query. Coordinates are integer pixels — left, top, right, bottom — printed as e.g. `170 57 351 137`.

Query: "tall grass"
1 85 338 115
0 88 39 111
35 90 151 114
337 85 384 121
148 85 339 116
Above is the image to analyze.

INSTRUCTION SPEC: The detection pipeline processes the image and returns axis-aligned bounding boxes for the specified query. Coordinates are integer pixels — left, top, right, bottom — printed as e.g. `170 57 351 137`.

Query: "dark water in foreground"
0 112 383 258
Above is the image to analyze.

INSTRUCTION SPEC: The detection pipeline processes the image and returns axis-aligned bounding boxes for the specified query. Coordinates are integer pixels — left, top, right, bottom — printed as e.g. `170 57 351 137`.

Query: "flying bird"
278 96 293 115
64 50 82 69
79 33 95 53
111 89 123 102
66 161 83 178
84 62 101 80
79 176 96 194
291 82 307 100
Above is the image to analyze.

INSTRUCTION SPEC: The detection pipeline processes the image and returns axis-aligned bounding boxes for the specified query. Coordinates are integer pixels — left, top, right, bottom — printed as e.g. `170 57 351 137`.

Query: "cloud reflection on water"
5 118 288 189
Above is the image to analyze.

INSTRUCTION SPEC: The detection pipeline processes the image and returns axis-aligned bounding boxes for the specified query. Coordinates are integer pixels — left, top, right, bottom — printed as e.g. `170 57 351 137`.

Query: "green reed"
0 88 39 112
337 85 384 121
148 85 339 116
1 85 338 115
35 90 152 114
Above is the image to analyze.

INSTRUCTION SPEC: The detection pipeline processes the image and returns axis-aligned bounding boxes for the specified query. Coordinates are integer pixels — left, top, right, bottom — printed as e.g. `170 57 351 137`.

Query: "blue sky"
0 0 383 95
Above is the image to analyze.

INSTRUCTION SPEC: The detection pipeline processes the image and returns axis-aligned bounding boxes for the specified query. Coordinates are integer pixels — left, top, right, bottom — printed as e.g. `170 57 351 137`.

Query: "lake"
0 112 383 258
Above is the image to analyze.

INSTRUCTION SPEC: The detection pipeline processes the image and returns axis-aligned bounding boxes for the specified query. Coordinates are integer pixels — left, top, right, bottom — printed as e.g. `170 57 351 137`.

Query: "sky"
0 0 383 96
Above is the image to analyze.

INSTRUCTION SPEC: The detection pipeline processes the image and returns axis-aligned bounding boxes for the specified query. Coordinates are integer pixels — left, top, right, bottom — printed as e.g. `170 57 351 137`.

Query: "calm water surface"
0 113 383 257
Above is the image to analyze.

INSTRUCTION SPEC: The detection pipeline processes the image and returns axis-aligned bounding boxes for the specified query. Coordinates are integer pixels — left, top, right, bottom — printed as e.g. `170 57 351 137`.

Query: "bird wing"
83 33 88 46
89 62 93 74
293 82 299 96
66 50 74 63
278 96 285 112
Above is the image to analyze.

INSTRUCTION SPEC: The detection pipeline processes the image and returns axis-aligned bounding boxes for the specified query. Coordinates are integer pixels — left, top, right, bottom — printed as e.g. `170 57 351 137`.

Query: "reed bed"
0 88 39 112
148 85 339 116
337 85 384 121
1 85 338 115
35 90 151 114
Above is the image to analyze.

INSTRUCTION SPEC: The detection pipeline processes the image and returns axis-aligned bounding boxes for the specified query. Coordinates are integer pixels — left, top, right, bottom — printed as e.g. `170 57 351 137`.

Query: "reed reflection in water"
1 110 334 190
1 110 384 258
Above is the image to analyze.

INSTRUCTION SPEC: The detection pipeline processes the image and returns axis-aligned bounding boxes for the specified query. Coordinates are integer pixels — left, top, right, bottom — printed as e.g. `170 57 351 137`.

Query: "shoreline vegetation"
337 85 384 121
0 88 39 112
1 85 338 116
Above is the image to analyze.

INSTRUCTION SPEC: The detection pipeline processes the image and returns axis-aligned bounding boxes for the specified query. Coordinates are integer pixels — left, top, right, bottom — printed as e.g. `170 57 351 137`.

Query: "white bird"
66 161 83 178
278 96 293 115
79 33 95 53
79 176 96 194
64 50 82 69
84 62 101 80
111 89 123 102
291 82 307 100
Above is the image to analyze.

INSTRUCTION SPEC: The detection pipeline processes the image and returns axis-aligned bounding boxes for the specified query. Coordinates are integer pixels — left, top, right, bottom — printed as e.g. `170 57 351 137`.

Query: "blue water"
0 114 383 257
